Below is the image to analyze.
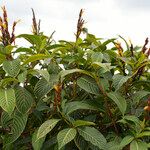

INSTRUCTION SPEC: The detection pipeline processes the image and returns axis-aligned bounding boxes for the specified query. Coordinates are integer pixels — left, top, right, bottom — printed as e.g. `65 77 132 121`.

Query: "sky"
0 0 150 46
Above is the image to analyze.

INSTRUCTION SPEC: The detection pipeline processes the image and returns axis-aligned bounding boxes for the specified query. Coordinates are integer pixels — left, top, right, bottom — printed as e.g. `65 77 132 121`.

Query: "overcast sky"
0 0 150 46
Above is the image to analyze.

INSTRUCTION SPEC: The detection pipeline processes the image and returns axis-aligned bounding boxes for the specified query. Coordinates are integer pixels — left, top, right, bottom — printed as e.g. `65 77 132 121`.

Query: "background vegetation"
0 7 150 150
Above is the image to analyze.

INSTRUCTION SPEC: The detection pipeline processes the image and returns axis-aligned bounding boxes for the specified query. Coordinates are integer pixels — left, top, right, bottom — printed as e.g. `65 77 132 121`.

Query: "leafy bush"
0 7 150 150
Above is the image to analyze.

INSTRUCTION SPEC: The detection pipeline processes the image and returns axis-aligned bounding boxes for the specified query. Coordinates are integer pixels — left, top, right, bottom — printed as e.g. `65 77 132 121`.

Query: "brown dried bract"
76 9 85 41
31 8 40 35
0 6 18 46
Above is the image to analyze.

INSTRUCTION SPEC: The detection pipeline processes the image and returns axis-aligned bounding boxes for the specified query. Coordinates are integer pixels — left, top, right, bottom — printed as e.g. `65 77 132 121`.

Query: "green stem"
58 110 73 127
94 75 119 135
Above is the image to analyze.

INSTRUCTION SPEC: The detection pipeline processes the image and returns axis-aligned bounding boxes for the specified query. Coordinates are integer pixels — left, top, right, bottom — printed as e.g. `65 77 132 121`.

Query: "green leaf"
37 70 50 82
103 38 116 46
107 92 127 115
46 44 65 50
0 53 6 64
132 90 150 104
59 69 93 82
118 35 130 51
120 135 134 149
17 34 43 50
0 77 18 87
0 88 16 114
130 140 148 150
42 136 57 150
3 59 20 77
92 62 114 72
57 128 77 149
106 141 120 150
34 78 53 100
15 86 34 114
136 131 150 138
4 111 28 145
72 120 95 127
91 52 103 63
4 45 15 54
63 101 97 115
32 129 46 150
78 127 107 150
23 54 50 65
74 135 87 150
15 47 33 54
112 74 130 91
1 111 12 128
77 76 99 95
18 70 27 83
122 115 140 125
37 119 60 140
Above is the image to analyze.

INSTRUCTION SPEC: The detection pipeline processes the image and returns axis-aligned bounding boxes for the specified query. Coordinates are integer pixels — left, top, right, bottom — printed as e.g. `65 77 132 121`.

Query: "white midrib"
60 129 72 149
79 128 105 147
4 90 9 108
38 120 59 139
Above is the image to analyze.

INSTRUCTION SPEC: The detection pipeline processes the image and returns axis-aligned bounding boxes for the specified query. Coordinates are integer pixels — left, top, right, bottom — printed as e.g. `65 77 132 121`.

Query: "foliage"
0 7 150 150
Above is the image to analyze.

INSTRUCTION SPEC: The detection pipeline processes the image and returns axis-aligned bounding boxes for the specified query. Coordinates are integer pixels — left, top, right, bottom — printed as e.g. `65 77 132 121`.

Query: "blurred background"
0 0 150 46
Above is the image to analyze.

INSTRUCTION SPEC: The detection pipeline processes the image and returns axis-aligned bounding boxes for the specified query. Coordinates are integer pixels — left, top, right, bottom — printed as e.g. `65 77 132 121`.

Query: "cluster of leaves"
0 7 150 150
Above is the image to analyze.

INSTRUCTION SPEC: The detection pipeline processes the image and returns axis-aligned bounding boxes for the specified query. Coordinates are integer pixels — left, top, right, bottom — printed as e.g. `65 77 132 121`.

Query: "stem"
58 111 73 127
94 75 119 135
73 79 77 98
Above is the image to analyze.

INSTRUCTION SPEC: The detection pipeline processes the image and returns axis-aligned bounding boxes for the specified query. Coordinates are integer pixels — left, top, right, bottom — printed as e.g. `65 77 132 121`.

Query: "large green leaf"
72 120 95 127
91 52 103 63
17 34 43 49
17 70 27 83
112 74 130 91
15 86 34 114
59 69 93 82
132 90 150 104
106 141 120 150
1 111 12 128
0 88 16 114
23 54 50 65
0 77 18 87
121 115 140 125
92 62 114 72
4 111 28 145
78 127 107 150
34 78 53 100
107 92 127 115
37 119 60 140
57 128 77 149
130 140 148 150
74 134 88 150
120 135 134 149
15 47 33 54
37 70 50 82
42 136 57 150
3 59 20 77
77 76 99 95
136 131 150 138
63 101 97 115
32 129 46 150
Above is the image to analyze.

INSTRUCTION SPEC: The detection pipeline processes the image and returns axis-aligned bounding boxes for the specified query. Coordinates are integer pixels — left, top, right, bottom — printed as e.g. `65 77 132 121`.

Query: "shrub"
0 7 150 150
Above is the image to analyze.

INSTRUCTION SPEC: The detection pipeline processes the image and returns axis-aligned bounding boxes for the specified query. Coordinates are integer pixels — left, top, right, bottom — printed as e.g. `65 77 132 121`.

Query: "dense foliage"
0 7 150 150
